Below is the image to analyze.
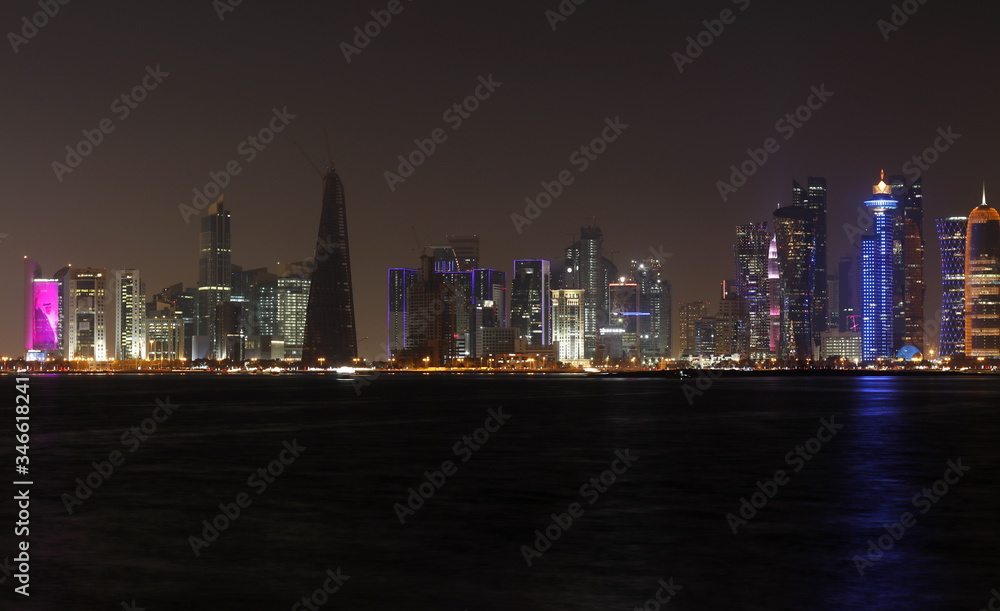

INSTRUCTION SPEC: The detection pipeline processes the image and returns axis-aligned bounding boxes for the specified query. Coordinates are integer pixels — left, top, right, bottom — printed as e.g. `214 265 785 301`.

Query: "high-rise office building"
552 288 584 362
161 283 198 361
60 267 109 361
861 172 899 361
448 235 480 271
388 268 418 357
563 225 611 358
605 281 641 361
196 199 232 360
632 259 670 362
773 205 817 360
793 177 828 347
24 258 63 360
768 235 780 354
964 188 1000 358
277 262 312 360
147 299 185 362
678 301 710 357
440 270 473 357
935 217 967 357
303 165 358 366
694 317 717 357
511 260 552 346
429 245 460 272
891 177 925 351
405 255 458 366
734 222 771 359
109 269 146 360
473 269 507 327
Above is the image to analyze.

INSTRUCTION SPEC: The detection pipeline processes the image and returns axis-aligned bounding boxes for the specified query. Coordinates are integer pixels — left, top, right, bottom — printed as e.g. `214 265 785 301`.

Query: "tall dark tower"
303 165 358 365
197 198 232 360
792 177 828 350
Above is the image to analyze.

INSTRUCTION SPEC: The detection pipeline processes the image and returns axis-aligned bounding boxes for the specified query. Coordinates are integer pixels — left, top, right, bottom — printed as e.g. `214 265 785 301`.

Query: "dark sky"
2 0 997 359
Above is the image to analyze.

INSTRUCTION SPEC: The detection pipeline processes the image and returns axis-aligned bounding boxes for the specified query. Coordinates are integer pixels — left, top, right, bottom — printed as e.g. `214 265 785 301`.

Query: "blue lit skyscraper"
388 268 418 358
935 217 967 357
861 172 899 361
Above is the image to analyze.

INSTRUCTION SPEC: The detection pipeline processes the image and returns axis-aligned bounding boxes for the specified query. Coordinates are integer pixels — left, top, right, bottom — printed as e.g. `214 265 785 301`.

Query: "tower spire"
983 182 987 207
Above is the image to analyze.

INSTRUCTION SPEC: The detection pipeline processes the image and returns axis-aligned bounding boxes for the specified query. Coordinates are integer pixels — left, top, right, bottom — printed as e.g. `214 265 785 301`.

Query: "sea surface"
2 373 999 610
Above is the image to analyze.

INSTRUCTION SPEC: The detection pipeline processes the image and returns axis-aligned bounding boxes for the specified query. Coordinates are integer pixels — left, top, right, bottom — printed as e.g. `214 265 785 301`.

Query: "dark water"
2 373 999 610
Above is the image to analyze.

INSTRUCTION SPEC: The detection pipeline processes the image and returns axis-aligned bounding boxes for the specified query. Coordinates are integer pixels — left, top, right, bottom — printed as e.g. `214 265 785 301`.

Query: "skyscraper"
196 198 232 360
551 288 584 362
715 281 747 357
891 177 925 351
935 217 967 357
388 268 418 358
734 222 770 359
768 234 780 354
563 225 609 358
964 188 1000 358
678 301 710 357
773 205 817 360
302 165 358 366
511 260 551 346
24 257 63 360
793 177 828 348
405 255 458 366
277 268 311 361
861 172 898 361
632 258 670 362
61 267 109 361
109 269 146 360
837 257 858 333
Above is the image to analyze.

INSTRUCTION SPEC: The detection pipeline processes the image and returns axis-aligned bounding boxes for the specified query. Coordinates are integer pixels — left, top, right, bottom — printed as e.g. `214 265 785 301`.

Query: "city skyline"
2 1 997 360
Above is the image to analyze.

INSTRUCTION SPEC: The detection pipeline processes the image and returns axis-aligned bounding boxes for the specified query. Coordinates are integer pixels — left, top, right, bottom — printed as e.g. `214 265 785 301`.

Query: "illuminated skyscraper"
24 258 63 360
388 268 418 357
715 281 748 357
792 177 828 346
60 267 109 361
965 188 1000 358
277 263 312 360
891 177 925 351
734 222 771 359
552 288 584 362
561 225 613 358
606 281 641 361
303 166 358 366
861 172 898 361
768 234 780 354
511 260 551 346
773 205 817 360
632 258 670 362
196 198 232 360
935 217 967 357
405 255 458 366
109 269 146 360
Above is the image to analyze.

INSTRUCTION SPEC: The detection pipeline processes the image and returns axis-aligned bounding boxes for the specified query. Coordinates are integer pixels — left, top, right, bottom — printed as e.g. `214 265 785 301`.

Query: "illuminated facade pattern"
965 191 1000 358
405 256 458 366
632 259 671 361
773 205 817 360
147 314 184 361
302 167 358 366
715 281 747 357
110 269 146 360
861 174 898 361
735 222 771 359
278 275 311 360
793 177 828 348
935 217 967 357
63 268 109 361
24 258 64 358
197 199 232 359
511 260 551 346
388 268 418 357
607 281 641 360
552 288 584 362
768 235 780 353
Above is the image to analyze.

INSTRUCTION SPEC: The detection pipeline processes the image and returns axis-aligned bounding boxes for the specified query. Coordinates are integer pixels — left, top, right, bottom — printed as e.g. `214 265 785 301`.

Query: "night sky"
2 0 997 359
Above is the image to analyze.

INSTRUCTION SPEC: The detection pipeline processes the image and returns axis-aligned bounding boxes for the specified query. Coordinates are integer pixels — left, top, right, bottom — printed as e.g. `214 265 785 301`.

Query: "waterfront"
3 374 999 609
